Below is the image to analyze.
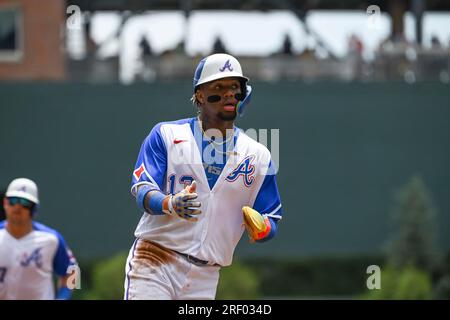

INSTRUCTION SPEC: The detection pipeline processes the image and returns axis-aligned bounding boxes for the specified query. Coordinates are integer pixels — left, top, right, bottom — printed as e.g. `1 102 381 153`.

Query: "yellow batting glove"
242 206 271 243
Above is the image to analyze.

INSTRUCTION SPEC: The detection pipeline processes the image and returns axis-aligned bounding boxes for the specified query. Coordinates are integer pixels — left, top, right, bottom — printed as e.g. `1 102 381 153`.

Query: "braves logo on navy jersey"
226 155 256 187
21 247 43 268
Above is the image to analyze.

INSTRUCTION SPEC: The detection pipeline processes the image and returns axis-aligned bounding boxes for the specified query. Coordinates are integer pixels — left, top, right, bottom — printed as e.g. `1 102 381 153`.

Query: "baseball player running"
0 178 77 300
124 53 282 300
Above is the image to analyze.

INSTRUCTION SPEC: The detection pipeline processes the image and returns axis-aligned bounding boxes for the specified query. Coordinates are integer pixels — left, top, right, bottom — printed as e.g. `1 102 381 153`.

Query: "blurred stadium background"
0 0 449 299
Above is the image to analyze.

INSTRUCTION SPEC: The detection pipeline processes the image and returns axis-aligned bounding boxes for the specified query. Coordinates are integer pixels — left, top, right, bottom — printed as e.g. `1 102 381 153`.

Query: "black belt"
175 251 221 267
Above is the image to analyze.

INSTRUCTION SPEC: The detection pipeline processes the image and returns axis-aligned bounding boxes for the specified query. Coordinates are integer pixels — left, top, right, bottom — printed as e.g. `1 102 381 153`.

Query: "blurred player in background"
125 53 282 300
0 178 77 300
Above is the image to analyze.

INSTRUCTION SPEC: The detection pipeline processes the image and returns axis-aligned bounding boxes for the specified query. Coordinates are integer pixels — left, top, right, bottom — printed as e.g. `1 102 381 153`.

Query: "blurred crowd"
66 10 450 84
1 5 449 83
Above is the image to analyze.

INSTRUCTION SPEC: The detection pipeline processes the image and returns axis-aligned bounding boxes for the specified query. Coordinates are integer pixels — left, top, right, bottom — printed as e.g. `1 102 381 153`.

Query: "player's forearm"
55 276 73 300
136 182 201 221
136 185 169 215
56 286 72 300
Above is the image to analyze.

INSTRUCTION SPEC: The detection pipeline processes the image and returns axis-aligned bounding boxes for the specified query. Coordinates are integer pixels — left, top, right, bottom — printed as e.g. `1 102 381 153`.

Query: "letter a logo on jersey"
226 155 256 187
21 247 43 268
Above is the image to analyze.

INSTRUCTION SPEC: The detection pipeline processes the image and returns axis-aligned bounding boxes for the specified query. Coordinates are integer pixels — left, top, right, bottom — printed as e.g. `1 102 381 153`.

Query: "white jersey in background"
0 221 74 300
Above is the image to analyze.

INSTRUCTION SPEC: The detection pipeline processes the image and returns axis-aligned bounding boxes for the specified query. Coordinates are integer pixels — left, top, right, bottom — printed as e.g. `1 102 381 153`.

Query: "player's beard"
218 110 237 121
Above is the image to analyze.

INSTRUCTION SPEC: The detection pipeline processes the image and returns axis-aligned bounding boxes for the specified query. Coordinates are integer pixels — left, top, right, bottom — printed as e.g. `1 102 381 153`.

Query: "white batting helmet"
193 53 253 117
5 178 40 205
193 53 249 90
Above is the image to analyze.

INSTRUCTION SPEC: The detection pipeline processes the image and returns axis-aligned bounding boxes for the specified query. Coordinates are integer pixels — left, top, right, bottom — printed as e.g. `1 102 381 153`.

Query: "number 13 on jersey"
168 175 195 194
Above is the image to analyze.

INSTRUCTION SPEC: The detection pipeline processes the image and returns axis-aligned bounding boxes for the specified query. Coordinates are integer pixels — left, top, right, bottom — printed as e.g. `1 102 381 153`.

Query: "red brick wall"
0 0 66 80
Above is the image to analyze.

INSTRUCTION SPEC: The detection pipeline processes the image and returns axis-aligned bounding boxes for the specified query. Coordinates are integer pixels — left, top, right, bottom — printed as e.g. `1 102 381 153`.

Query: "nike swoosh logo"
174 139 188 144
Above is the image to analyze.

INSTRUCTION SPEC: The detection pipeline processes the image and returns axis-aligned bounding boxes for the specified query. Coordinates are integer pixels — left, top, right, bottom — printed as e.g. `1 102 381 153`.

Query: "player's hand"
242 206 271 243
166 180 202 221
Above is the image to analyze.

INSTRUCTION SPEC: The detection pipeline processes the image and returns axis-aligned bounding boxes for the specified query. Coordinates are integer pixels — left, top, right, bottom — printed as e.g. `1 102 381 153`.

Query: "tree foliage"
386 175 441 272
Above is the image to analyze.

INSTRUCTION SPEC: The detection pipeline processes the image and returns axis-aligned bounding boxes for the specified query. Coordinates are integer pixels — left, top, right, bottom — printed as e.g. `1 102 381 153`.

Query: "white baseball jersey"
0 221 74 300
130 117 282 267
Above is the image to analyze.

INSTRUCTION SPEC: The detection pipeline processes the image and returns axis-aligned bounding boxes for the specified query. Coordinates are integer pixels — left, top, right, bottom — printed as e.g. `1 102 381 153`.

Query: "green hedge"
362 266 433 300
216 261 260 299
244 255 385 297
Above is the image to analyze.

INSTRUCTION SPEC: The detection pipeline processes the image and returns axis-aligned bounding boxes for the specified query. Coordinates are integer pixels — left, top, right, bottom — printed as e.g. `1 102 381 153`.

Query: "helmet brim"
5 191 39 205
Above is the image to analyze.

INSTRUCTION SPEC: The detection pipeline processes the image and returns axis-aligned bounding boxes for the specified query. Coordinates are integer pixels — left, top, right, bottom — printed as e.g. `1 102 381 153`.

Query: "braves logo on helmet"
226 155 256 187
219 60 234 72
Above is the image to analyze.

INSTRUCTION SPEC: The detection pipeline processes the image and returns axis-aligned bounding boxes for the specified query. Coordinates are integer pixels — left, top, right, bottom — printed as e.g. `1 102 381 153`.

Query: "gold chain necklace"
197 117 234 146
197 117 238 156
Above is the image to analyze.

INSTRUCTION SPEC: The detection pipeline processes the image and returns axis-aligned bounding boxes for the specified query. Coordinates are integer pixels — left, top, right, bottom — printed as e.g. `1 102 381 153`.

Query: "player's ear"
196 90 205 105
